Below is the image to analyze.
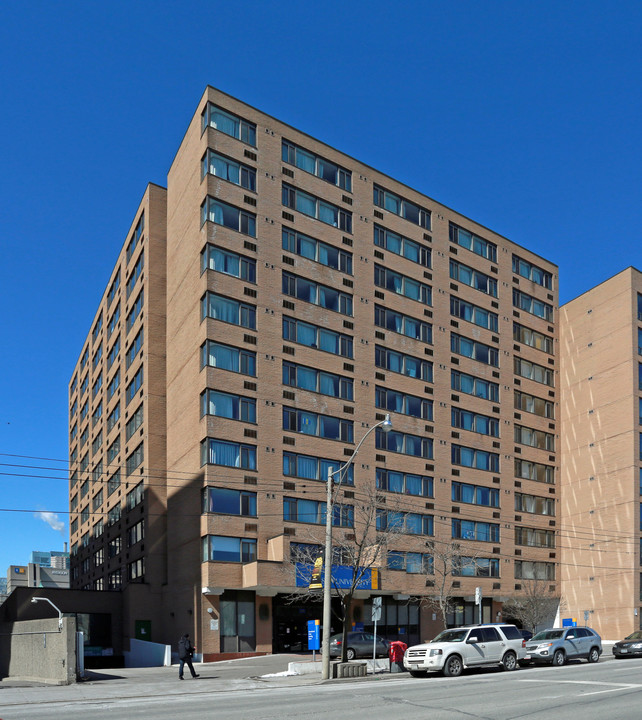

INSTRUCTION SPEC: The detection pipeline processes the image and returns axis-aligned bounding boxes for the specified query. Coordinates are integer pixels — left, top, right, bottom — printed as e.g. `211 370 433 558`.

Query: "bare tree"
421 540 483 630
285 485 405 662
501 578 563 633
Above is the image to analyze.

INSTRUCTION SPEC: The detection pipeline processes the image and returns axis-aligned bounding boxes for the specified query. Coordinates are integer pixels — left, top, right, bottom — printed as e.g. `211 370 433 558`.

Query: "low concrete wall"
0 617 77 684
123 638 172 667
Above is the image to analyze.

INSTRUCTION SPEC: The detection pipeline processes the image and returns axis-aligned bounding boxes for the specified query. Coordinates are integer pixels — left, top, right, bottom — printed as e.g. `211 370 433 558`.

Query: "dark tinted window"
481 627 501 642
499 625 522 640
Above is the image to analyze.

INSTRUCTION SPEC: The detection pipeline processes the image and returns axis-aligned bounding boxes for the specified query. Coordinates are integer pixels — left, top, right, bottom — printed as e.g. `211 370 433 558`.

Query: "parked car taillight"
522 640 526 648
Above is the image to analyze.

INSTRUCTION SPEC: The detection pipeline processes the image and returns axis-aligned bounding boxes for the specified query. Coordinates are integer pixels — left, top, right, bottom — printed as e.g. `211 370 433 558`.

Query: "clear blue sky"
1 1 641 577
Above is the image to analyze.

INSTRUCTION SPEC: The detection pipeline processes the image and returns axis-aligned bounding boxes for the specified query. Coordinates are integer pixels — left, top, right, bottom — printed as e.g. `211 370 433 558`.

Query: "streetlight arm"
329 414 392 489
32 596 63 630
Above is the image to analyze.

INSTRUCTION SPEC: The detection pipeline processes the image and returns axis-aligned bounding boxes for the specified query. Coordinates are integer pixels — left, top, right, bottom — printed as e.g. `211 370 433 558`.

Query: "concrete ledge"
287 658 390 676
332 661 367 678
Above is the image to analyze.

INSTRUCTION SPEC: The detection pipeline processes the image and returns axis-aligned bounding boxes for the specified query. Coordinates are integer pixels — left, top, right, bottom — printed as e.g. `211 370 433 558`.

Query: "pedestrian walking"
178 633 199 679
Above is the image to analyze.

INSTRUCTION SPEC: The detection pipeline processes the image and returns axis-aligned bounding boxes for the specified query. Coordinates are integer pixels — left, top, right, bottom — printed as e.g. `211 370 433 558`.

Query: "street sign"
475 587 482 605
307 619 320 651
372 596 382 622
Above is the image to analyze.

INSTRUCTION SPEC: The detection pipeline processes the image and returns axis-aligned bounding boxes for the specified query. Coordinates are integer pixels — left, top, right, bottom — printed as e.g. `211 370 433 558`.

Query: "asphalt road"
2 656 641 720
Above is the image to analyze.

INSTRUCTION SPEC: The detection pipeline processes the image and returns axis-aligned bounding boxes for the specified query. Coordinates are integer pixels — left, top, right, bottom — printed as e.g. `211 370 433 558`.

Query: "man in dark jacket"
178 633 199 679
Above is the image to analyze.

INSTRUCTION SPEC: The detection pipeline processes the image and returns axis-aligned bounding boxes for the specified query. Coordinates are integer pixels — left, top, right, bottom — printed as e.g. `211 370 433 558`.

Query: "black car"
520 629 533 641
329 632 389 659
613 630 642 658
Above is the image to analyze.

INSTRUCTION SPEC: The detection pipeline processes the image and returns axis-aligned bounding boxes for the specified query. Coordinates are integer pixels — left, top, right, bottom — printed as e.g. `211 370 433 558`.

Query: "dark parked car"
329 632 389 659
613 630 642 658
520 629 533 641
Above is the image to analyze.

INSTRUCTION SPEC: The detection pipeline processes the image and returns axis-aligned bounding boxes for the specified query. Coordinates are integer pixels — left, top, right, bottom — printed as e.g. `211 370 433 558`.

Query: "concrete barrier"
0 617 76 684
332 661 367 678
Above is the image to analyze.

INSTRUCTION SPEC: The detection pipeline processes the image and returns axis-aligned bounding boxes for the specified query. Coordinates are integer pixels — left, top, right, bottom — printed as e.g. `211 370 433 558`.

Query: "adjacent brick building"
68 87 560 656
561 267 642 638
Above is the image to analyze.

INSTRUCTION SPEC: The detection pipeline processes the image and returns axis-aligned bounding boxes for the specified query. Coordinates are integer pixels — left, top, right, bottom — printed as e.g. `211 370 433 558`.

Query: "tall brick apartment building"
68 87 559 657
561 267 642 639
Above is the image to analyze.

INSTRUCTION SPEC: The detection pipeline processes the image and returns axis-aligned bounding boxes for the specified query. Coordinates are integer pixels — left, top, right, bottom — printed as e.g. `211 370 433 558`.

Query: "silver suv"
403 624 526 677
523 627 602 666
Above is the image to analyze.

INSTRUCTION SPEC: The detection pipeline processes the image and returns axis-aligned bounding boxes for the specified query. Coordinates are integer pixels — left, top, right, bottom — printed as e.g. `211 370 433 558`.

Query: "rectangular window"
201 196 256 237
451 370 499 402
376 386 432 420
125 403 143 440
203 487 257 516
451 444 500 472
202 535 257 563
375 305 432 343
387 551 433 574
515 390 554 418
375 428 433 458
126 481 144 509
515 459 554 484
450 296 498 332
108 569 122 590
449 223 497 262
126 251 144 298
282 140 352 190
126 290 144 333
202 292 256 330
125 443 143 476
452 519 500 542
80 375 88 396
283 452 354 485
282 228 352 274
108 536 122 556
513 289 553 321
451 407 499 437
201 341 256 376
376 469 433 498
373 185 430 229
128 558 145 582
107 470 120 497
451 333 499 366
92 344 102 369
126 328 143 368
515 526 555 548
92 489 104 511
449 259 497 297
201 439 257 470
282 271 353 316
201 390 256 423
126 213 145 262
374 265 432 305
201 244 256 283
80 347 89 371
283 361 353 400
92 314 103 344
452 481 499 507
92 524 104 542
373 224 430 266
107 437 120 463
515 425 555 451
514 560 555 580
201 103 256 146
514 357 554 386
125 366 143 405
282 316 353 358
453 556 500 578
515 492 555 516
512 255 553 289
127 519 145 547
377 510 433 535
107 337 120 369
202 149 256 191
375 346 432 382
283 497 354 527
91 402 102 428
107 271 120 308
92 373 103 398
282 183 352 232
514 323 553 354
283 407 353 442
107 370 120 399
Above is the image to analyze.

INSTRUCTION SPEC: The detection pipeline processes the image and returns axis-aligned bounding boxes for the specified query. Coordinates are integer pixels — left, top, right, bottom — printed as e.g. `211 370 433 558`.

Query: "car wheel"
502 651 517 671
346 648 356 660
409 670 428 678
442 654 463 677
587 647 600 663
552 649 565 666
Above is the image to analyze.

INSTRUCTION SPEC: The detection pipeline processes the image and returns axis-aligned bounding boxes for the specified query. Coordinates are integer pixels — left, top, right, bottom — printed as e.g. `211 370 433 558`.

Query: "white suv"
404 624 526 677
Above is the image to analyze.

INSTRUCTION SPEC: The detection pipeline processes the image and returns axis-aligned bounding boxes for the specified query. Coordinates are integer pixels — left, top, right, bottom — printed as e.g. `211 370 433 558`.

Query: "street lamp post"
31 596 63 630
321 413 392 680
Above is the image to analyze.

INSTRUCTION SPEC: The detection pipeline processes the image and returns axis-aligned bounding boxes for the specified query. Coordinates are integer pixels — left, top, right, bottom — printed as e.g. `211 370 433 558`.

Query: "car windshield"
431 629 468 643
532 630 564 641
625 631 642 640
